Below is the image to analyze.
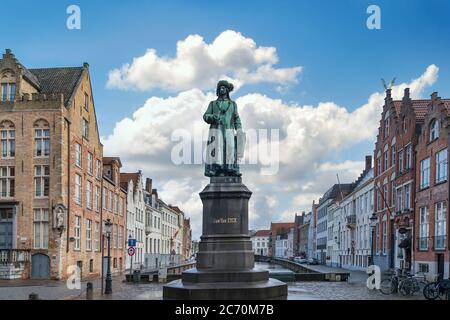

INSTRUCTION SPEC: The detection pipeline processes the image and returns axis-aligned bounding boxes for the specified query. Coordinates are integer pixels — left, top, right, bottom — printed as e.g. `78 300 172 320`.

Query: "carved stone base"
163 176 287 300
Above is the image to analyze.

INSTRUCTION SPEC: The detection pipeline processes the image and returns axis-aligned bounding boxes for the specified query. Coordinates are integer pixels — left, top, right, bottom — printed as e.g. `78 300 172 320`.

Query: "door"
0 208 13 249
31 254 50 279
437 254 444 280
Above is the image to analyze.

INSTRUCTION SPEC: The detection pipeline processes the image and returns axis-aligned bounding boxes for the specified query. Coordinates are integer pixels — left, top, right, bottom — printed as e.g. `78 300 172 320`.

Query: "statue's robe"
203 98 242 177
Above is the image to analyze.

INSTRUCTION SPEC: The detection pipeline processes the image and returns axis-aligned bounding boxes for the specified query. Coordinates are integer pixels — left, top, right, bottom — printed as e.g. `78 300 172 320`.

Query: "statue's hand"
212 114 220 124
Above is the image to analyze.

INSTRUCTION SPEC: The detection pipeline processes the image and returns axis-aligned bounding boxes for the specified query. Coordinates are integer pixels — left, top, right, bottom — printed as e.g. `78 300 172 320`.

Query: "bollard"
29 292 39 300
86 282 93 300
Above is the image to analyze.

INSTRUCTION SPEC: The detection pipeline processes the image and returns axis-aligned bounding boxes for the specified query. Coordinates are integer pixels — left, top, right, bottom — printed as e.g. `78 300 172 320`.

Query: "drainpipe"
65 118 71 253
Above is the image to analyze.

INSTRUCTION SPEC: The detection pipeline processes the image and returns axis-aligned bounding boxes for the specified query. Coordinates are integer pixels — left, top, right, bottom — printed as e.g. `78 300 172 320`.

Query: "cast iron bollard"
86 282 93 300
28 292 39 300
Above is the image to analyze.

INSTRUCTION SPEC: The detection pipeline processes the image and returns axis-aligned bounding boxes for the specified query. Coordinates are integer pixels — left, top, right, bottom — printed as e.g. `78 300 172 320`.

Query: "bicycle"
380 268 405 295
423 276 450 300
398 272 428 296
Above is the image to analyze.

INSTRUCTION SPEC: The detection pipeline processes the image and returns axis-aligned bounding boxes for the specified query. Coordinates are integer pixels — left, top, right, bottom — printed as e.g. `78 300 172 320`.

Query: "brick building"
0 49 105 279
414 92 450 279
268 222 294 257
182 217 192 260
101 157 127 275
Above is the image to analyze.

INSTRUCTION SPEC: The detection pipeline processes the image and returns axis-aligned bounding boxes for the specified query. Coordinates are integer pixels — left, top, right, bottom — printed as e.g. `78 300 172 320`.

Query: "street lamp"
369 213 378 266
104 219 113 294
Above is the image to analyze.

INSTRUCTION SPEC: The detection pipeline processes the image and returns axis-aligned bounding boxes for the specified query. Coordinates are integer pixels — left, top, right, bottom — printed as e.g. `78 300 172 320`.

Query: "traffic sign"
128 238 136 247
127 247 135 256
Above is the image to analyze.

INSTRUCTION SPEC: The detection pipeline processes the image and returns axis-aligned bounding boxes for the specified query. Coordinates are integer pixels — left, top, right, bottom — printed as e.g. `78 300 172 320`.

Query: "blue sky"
3 0 450 234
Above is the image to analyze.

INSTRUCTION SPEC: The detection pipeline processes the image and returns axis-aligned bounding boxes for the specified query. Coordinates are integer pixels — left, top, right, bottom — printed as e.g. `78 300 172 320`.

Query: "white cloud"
103 64 439 240
106 30 302 92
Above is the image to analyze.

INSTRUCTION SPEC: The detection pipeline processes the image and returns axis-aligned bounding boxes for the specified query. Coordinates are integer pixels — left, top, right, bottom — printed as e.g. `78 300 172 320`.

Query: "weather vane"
381 77 396 90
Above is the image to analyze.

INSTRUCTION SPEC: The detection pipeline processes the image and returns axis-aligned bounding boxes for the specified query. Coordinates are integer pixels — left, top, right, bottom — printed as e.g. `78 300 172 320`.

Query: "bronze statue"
203 80 245 177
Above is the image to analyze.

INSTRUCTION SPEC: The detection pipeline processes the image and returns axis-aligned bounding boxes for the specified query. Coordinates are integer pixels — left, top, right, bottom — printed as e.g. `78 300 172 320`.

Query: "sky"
2 0 450 239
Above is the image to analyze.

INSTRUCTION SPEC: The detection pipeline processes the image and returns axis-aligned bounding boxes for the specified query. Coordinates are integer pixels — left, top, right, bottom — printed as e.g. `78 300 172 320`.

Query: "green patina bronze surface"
203 80 243 177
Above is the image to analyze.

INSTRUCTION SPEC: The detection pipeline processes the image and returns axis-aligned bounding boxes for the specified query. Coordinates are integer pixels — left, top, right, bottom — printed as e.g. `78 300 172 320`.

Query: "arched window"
1 70 16 102
0 120 15 158
34 119 50 157
429 119 439 141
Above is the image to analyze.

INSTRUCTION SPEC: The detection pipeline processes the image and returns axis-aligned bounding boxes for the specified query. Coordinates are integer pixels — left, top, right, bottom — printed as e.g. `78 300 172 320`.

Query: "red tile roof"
120 172 140 190
253 230 271 237
270 222 294 234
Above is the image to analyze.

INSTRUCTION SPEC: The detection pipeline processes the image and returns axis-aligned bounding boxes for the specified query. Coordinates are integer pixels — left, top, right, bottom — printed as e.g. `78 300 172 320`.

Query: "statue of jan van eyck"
203 80 245 177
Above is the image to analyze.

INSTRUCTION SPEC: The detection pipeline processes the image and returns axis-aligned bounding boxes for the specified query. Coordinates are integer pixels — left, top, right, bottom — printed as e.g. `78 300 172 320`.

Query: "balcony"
433 236 446 250
346 214 356 228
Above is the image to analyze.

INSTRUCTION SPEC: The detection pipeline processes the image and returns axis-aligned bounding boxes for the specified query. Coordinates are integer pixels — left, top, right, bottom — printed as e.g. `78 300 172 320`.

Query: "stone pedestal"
163 176 287 300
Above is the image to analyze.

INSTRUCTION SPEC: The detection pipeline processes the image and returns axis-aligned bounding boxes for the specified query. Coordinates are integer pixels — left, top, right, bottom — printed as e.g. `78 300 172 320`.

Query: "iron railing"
0 249 31 264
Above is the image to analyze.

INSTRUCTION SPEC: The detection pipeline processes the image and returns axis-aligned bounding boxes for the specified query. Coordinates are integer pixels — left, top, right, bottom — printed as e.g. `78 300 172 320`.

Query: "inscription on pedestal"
213 217 238 224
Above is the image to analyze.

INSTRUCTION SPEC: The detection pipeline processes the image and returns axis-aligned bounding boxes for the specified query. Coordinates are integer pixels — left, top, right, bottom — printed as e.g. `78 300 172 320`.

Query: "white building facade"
338 167 374 271
121 172 146 270
251 230 270 256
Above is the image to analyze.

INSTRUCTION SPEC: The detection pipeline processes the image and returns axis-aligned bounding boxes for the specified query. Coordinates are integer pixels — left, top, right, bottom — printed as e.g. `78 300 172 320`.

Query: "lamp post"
369 213 378 266
104 219 113 294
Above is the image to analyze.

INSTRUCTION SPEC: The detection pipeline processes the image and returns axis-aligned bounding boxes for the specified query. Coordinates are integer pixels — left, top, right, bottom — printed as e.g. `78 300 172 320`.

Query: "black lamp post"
369 213 378 266
104 218 113 294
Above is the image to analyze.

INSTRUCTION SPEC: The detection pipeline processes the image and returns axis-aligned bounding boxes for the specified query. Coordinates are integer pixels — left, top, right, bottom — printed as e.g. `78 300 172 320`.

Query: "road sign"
128 238 136 247
127 247 135 256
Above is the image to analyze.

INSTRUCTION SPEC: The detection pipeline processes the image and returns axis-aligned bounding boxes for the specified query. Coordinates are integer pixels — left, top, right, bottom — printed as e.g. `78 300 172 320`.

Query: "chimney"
145 178 152 193
404 88 410 100
385 88 392 99
431 92 439 101
365 155 372 170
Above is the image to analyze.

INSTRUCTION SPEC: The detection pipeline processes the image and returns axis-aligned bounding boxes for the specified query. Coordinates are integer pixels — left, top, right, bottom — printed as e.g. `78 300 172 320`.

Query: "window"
377 157 381 175
429 119 439 141
75 143 82 167
435 202 446 249
35 129 50 157
419 207 429 250
391 144 396 167
1 128 15 158
119 226 123 248
398 150 404 174
33 208 49 249
89 259 94 273
82 118 89 139
86 219 92 251
74 216 81 250
420 158 430 189
1 83 15 102
84 93 89 110
382 220 387 254
119 197 123 216
418 263 429 273
370 189 374 210
34 165 49 198
95 159 101 179
375 223 380 253
95 186 100 212
114 224 118 249
94 221 100 251
86 181 92 209
0 166 14 198
87 153 93 175
108 190 113 211
383 183 388 209
404 184 411 210
384 151 388 171
384 119 389 138
397 187 403 212
405 145 412 169
114 194 117 214
391 180 395 207
75 174 82 205
103 187 107 209
436 149 447 183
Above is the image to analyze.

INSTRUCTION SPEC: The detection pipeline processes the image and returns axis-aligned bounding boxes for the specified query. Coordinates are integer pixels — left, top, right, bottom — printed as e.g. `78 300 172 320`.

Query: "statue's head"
216 80 234 98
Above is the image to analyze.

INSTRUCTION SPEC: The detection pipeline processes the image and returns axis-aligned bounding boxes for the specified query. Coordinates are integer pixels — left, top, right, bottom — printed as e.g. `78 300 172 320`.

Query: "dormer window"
1 71 16 102
429 119 439 141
